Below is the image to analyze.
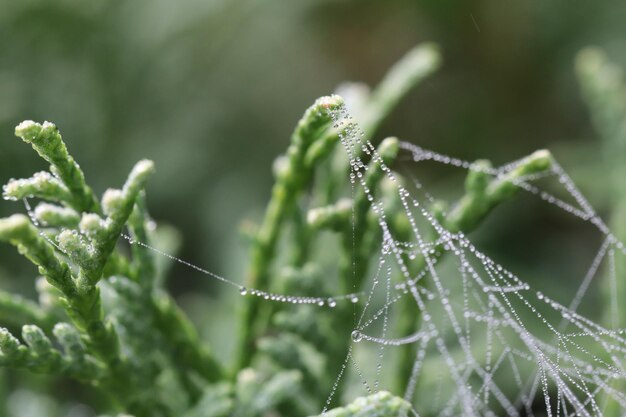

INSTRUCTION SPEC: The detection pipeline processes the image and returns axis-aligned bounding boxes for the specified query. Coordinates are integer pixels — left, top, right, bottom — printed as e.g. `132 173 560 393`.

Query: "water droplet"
317 300 325 307
350 295 359 303
239 287 248 296
327 298 337 308
351 330 363 343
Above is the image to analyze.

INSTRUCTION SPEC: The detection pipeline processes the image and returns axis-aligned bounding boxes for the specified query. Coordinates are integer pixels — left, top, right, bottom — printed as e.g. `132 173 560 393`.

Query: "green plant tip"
378 137 399 161
530 149 552 164
14 120 54 143
0 214 32 240
315 95 344 110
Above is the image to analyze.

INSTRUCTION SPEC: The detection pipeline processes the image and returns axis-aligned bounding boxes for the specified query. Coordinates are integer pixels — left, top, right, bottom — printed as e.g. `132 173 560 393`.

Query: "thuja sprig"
444 150 552 233
239 42 442 374
72 158 155 289
0 121 161 413
1 120 229 416
0 215 137 408
238 95 345 369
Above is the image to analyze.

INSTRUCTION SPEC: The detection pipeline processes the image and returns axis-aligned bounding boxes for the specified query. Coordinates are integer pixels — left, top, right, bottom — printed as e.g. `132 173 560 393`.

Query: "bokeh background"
1 0 626 415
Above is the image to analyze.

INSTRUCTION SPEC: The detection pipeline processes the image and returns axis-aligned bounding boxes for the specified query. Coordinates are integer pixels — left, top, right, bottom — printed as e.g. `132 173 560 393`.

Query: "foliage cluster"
0 42 625 417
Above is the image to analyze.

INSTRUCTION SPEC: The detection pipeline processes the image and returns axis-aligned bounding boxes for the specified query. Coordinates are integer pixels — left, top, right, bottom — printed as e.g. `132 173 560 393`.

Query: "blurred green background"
1 0 625 415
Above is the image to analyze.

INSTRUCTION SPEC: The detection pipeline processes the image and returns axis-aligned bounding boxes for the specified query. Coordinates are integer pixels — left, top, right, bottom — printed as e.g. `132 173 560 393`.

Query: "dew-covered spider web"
25 103 626 417
318 103 626 417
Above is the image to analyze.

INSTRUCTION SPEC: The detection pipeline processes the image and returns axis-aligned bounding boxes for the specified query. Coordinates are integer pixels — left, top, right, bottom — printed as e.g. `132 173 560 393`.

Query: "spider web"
319 103 626 417
26 103 623 416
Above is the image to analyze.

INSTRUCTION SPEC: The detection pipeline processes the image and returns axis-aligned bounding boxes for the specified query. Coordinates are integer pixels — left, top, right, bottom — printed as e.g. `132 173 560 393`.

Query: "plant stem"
236 96 344 371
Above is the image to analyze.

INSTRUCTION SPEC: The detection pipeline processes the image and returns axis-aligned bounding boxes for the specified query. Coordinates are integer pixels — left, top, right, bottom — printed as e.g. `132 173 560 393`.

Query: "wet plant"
1 43 625 417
